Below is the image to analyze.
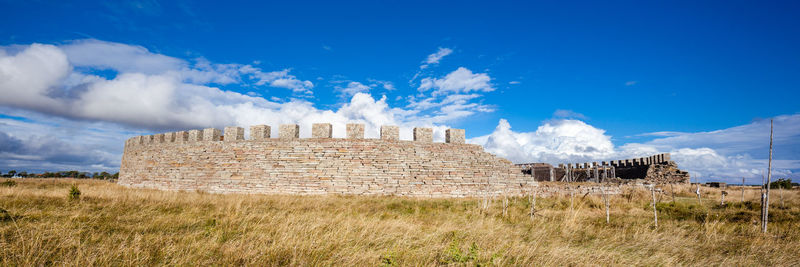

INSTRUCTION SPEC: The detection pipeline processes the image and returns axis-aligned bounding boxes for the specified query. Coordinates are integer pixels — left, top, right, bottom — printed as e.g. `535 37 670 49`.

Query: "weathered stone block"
347 123 364 139
153 133 165 143
279 124 299 139
312 123 332 138
188 130 203 142
413 127 432 142
445 128 465 144
163 132 175 143
203 128 221 141
224 127 245 141
250 125 271 140
381 125 399 140
663 153 671 162
175 131 189 143
143 135 154 145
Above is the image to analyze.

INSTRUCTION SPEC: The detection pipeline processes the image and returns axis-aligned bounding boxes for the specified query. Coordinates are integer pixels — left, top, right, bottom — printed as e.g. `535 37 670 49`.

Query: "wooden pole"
670 183 676 204
741 177 745 202
760 173 765 230
503 196 508 217
695 182 702 205
530 191 537 220
651 185 658 228
569 187 574 210
602 185 610 224
763 119 773 233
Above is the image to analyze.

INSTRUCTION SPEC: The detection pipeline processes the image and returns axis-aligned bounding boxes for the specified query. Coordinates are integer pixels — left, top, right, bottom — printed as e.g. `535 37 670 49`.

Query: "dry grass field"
1 178 798 266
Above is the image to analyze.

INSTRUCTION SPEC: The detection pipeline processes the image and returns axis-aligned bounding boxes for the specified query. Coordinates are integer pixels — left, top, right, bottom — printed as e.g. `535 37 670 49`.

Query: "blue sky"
0 0 798 183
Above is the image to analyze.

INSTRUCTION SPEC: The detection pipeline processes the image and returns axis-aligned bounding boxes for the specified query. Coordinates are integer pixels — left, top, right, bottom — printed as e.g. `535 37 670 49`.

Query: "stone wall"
119 124 534 197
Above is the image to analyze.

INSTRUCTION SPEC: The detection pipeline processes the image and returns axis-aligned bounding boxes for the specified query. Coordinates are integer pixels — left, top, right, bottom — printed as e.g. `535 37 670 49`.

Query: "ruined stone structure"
516 153 690 184
119 123 534 197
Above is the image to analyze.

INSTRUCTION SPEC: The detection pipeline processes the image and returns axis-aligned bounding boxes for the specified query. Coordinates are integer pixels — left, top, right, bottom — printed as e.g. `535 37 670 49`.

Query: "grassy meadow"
1 178 798 266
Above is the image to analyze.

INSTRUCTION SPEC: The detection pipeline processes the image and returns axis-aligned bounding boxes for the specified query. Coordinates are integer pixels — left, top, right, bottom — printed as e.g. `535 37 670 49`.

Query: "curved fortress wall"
119 123 533 197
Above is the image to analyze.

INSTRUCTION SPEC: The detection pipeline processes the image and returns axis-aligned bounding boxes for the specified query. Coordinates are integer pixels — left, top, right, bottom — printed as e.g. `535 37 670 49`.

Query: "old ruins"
516 153 690 183
120 123 690 197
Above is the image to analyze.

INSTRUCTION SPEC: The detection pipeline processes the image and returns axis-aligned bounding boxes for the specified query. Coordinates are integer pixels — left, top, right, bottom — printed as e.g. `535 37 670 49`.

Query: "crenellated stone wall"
119 124 534 197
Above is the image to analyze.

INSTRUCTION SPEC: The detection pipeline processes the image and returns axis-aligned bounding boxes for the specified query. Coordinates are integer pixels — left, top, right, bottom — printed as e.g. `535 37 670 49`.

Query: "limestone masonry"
119 124 534 197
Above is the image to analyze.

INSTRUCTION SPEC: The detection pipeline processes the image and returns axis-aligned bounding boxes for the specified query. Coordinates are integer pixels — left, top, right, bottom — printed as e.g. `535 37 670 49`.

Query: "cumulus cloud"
0 44 71 113
0 41 325 130
418 67 494 96
469 115 800 183
469 119 615 164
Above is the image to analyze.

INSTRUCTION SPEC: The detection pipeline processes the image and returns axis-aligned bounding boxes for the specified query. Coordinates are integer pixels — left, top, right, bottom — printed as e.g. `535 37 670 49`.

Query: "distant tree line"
1 170 119 180
769 178 795 189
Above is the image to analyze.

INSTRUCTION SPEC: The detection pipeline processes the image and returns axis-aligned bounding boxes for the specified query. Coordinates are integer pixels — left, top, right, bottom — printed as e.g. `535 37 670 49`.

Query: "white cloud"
509 81 521 85
469 119 615 164
552 109 587 120
0 41 325 130
61 39 183 74
243 68 314 94
0 44 71 113
367 79 395 91
60 39 315 93
336 81 371 97
625 81 638 86
418 67 494 96
420 47 453 69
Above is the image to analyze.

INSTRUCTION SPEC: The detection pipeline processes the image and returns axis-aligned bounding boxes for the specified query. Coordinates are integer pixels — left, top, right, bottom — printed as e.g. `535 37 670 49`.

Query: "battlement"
119 123 532 197
125 123 467 148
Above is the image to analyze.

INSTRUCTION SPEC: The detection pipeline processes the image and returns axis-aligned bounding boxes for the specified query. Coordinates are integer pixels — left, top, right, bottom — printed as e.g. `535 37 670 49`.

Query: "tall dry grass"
1 178 798 265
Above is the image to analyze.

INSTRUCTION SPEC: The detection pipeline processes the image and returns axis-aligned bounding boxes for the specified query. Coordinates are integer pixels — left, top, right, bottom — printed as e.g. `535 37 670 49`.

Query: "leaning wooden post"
763 119 773 233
